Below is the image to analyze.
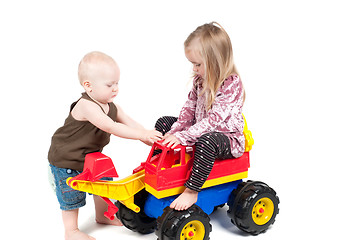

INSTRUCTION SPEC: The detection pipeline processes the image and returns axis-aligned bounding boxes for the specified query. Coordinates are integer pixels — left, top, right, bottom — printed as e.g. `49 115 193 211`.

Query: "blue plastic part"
144 180 242 219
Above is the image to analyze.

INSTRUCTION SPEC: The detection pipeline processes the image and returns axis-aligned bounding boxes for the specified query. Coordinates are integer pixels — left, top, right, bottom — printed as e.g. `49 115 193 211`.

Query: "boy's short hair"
78 51 117 84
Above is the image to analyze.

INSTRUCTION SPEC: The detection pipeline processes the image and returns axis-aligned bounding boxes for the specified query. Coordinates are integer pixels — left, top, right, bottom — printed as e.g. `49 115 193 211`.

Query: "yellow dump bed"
67 169 145 212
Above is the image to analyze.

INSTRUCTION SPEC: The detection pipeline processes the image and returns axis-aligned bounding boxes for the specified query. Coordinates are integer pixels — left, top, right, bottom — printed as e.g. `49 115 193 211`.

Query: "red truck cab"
144 141 250 199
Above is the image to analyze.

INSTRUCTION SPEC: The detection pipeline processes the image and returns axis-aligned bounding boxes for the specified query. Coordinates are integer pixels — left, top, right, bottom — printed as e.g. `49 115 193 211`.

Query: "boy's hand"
162 134 181 149
140 129 163 146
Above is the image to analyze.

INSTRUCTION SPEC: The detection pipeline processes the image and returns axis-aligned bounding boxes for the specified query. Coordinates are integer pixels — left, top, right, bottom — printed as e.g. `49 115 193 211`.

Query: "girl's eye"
195 64 201 67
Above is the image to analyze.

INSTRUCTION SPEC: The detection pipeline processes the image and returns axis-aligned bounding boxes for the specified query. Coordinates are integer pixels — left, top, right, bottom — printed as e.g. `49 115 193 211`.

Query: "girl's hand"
162 134 181 149
141 129 163 146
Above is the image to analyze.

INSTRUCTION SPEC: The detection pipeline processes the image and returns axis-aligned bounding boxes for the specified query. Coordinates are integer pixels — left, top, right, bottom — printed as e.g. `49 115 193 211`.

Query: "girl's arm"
174 75 243 145
73 99 162 143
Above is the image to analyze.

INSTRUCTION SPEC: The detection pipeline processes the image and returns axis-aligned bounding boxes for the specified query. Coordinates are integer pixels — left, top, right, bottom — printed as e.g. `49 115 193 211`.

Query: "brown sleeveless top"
48 92 117 171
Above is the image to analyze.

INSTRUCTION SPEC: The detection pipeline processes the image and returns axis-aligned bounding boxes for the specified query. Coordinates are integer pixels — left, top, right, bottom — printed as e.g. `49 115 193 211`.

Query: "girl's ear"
83 81 92 92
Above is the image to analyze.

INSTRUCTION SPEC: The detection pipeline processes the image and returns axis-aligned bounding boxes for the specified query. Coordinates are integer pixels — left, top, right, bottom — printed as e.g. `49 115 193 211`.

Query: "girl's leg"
170 132 232 210
62 209 95 240
155 116 178 135
186 132 232 190
153 116 178 156
93 195 122 226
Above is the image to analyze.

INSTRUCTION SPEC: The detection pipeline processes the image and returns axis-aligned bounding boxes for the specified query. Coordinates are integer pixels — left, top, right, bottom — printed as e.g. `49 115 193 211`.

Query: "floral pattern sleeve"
174 75 243 145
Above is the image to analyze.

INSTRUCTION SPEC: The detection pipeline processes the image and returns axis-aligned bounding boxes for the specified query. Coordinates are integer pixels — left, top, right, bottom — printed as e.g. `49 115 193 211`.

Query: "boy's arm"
73 99 161 142
115 104 145 130
115 104 159 146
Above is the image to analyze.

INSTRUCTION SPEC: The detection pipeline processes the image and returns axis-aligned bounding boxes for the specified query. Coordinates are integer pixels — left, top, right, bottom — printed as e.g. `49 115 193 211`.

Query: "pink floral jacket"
168 74 245 158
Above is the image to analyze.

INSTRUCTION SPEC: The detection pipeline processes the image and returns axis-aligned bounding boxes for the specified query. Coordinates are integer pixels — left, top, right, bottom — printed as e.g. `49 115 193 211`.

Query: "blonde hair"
185 22 244 110
78 51 117 85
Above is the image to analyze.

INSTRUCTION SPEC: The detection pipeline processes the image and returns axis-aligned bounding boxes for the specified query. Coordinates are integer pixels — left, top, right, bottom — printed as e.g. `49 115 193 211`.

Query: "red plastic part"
145 141 250 192
133 162 145 174
83 152 119 181
101 197 118 220
68 152 119 186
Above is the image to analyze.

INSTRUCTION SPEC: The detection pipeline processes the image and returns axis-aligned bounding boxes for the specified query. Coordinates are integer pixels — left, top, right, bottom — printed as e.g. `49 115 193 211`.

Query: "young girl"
159 22 246 211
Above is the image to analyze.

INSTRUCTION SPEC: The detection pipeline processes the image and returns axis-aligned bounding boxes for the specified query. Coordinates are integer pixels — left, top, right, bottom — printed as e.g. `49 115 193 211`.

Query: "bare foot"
170 188 198 211
93 195 123 226
96 216 123 226
65 229 96 240
62 209 95 240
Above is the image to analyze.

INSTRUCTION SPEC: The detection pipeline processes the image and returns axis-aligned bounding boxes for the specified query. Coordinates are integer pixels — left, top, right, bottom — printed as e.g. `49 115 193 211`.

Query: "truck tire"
227 180 279 235
115 189 156 234
156 204 212 240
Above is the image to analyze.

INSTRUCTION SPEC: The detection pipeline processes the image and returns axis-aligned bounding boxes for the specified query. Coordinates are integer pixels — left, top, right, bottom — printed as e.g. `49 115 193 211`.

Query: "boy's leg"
62 209 95 240
170 132 232 210
50 165 95 240
93 195 122 226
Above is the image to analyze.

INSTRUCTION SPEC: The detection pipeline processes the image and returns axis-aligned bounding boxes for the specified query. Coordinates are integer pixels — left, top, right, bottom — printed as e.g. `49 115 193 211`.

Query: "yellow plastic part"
180 220 205 240
252 197 274 225
66 169 145 213
202 171 248 188
242 114 254 152
146 171 248 199
145 184 185 199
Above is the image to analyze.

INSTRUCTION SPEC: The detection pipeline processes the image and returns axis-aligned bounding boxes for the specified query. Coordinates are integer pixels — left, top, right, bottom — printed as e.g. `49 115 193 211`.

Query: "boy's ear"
83 81 92 92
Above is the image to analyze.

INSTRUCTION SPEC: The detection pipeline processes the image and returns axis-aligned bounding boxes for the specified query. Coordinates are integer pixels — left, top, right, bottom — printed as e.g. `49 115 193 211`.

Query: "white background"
1 0 360 239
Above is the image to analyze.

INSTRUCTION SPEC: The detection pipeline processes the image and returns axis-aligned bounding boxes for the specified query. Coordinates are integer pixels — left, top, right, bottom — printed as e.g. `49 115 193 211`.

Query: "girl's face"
185 46 205 79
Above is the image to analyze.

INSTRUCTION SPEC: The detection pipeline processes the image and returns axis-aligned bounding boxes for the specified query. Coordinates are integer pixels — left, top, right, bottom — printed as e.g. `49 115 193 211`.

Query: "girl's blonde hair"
185 22 244 110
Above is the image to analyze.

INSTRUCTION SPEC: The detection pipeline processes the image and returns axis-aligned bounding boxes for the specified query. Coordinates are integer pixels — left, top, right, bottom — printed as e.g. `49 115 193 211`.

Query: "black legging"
155 116 233 192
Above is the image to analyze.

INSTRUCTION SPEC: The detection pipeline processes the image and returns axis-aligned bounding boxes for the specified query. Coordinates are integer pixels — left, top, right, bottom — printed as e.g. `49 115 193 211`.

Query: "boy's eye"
106 82 118 87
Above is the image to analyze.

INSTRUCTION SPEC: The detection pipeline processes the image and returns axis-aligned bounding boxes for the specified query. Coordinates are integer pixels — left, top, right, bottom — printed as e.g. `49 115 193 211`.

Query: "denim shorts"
49 164 112 211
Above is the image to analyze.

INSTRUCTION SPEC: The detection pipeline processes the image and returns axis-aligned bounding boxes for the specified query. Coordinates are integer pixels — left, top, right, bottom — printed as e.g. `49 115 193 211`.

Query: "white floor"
43 198 283 240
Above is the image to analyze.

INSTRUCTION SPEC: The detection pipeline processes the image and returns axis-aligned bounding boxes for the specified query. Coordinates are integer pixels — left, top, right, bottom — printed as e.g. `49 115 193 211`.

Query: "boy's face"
85 63 120 104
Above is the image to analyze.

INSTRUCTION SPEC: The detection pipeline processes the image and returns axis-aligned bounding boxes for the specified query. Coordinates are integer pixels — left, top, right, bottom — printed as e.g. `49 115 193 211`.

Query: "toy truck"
67 117 279 239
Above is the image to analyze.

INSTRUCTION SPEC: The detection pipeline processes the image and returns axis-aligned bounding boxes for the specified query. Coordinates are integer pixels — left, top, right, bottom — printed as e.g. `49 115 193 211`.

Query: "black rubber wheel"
115 189 156 234
227 180 279 235
156 204 212 240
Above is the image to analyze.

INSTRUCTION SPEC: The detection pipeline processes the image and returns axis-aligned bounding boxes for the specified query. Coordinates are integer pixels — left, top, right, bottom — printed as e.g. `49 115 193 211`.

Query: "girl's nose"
193 65 198 73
